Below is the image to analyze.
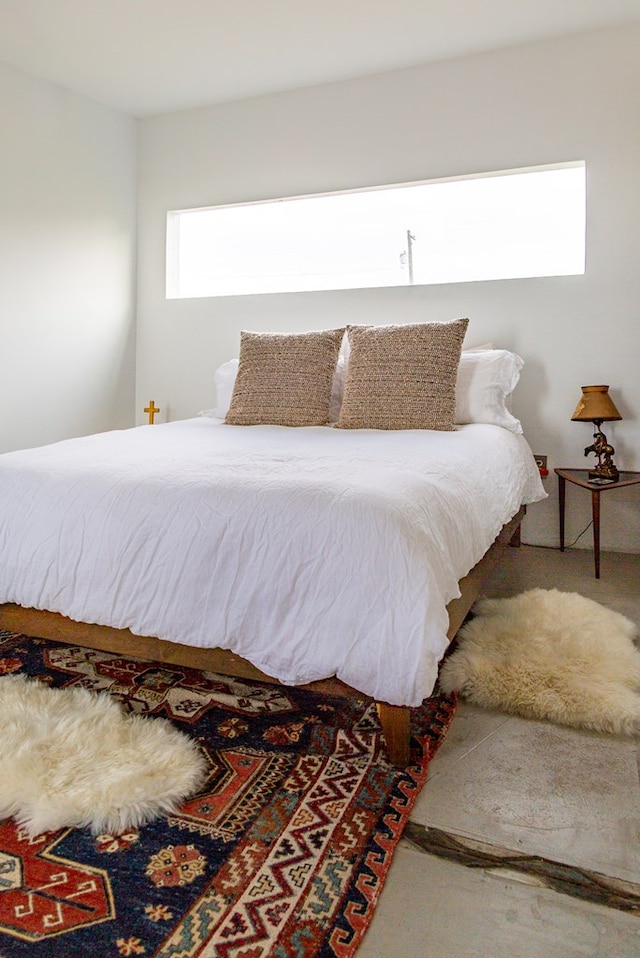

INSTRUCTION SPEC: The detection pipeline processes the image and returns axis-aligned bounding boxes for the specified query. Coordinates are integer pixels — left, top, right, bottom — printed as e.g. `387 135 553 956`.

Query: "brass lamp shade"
571 385 622 424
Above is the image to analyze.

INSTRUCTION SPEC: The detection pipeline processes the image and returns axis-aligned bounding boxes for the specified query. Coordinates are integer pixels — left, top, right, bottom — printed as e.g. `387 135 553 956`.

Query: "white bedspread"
0 419 545 706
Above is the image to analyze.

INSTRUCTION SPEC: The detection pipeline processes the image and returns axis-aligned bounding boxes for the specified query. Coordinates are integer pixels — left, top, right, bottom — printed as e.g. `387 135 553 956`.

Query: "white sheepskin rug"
0 674 207 836
439 589 640 735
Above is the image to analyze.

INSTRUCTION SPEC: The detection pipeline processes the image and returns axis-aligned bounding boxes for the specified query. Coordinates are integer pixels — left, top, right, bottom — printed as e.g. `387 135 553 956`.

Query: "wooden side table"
555 468 640 579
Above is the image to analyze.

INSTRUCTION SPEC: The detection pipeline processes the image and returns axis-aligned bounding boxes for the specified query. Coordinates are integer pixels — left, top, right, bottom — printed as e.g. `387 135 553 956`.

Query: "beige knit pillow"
336 319 469 430
225 328 345 426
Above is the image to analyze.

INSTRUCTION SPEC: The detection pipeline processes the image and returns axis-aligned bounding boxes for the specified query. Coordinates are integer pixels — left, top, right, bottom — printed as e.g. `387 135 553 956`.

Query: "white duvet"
0 418 545 706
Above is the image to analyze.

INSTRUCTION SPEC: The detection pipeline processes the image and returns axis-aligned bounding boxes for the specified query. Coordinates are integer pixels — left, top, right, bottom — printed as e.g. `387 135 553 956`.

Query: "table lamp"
571 385 622 482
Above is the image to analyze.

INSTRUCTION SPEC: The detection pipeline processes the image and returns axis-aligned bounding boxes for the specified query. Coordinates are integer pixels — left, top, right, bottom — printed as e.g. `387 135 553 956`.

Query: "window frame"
166 161 586 300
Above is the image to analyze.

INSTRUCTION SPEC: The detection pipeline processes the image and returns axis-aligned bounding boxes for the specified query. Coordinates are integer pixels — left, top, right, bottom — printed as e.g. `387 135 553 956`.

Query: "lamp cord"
564 519 594 549
526 519 594 551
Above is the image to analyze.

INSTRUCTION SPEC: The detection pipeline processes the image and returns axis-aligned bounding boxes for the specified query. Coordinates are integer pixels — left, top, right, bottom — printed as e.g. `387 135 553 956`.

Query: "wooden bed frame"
0 507 524 767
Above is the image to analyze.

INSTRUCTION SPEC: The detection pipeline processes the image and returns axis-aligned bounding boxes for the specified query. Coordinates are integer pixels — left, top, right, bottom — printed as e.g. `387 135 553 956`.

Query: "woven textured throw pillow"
225 328 345 427
337 319 469 430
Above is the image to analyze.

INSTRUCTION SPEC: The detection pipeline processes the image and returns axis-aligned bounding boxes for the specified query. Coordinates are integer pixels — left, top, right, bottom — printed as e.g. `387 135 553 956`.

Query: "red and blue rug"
0 630 456 957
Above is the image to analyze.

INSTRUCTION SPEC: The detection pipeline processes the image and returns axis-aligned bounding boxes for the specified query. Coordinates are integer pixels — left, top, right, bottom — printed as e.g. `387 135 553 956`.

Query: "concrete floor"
360 545 640 958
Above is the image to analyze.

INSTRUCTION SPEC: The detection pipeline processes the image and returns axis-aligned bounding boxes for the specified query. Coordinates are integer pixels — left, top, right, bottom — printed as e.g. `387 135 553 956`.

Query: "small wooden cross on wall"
144 400 160 425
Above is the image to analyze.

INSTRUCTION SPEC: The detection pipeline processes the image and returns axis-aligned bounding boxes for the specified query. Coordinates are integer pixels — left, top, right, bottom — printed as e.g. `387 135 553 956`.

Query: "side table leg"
558 475 566 551
591 489 601 579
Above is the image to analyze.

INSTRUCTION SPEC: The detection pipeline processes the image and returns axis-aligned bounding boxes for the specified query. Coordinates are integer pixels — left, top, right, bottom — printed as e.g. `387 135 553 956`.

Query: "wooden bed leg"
377 703 411 767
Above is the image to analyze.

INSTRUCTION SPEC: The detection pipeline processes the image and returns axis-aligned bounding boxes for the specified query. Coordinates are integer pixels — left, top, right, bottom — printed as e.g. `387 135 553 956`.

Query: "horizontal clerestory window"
166 162 586 299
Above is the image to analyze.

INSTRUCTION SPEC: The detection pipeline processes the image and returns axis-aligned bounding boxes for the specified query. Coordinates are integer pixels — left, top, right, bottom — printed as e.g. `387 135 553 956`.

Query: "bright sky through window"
166 163 586 299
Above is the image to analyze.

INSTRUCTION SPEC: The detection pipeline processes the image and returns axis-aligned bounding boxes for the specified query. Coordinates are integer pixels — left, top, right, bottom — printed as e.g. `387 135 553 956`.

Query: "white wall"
136 24 640 553
0 60 136 453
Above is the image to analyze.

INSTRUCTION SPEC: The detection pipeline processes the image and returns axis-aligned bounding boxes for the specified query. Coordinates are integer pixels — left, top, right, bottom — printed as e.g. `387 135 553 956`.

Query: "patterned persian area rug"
0 631 456 958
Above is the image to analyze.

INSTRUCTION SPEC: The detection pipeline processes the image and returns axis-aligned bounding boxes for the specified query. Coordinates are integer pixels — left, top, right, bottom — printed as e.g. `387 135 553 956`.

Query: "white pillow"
213 358 239 418
329 355 347 422
455 349 524 433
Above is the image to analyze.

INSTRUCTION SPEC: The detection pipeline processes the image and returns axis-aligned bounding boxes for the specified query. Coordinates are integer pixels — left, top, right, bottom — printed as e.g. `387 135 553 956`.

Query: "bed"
0 323 546 764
